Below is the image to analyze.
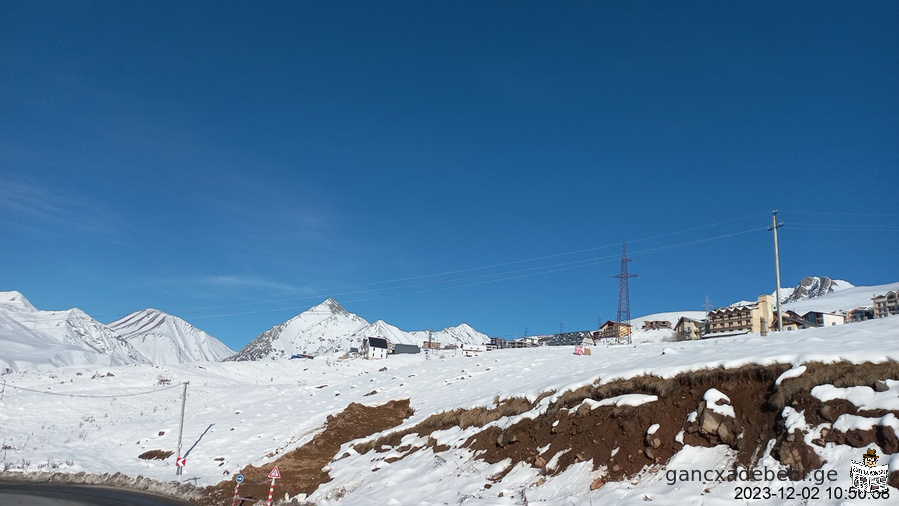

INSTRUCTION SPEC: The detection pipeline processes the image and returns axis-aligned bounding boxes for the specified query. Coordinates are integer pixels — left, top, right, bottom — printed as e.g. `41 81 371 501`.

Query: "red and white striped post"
266 466 281 506
231 474 244 506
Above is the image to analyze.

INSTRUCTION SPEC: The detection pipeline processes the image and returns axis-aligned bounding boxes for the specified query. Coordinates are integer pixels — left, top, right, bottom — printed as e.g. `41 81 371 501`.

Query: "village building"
776 310 804 331
641 320 673 331
506 335 546 348
802 311 846 327
674 317 706 340
598 320 632 339
706 294 775 336
849 307 875 322
873 291 899 318
361 337 389 360
545 330 596 347
392 343 421 355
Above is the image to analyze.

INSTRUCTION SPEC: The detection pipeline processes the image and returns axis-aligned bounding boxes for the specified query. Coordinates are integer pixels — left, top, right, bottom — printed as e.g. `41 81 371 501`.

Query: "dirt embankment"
363 361 899 491
204 361 899 504
202 399 413 504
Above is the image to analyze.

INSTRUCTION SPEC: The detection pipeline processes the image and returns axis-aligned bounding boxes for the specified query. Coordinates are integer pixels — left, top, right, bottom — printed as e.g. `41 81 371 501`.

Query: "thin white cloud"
0 177 119 236
200 275 297 292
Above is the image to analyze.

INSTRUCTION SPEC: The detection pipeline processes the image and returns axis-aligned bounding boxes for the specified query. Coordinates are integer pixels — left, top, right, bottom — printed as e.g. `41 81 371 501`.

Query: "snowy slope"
349 319 415 346
0 291 149 372
229 298 370 360
783 280 899 314
1 316 898 506
627 310 707 344
409 323 490 348
109 308 234 365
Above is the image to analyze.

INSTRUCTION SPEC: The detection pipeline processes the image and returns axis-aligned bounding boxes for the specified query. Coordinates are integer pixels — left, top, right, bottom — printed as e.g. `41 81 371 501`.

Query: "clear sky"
2 1 897 351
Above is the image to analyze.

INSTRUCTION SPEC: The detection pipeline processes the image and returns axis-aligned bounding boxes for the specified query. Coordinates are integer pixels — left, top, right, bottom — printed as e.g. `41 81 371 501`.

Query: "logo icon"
849 448 888 494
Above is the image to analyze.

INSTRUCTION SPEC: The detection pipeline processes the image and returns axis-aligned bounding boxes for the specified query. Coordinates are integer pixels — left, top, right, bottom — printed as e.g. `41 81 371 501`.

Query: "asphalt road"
0 482 193 506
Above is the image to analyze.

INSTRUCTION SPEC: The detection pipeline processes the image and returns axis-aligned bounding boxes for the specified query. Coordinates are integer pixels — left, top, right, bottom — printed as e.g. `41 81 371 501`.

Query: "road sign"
236 474 244 483
175 457 187 467
268 466 281 479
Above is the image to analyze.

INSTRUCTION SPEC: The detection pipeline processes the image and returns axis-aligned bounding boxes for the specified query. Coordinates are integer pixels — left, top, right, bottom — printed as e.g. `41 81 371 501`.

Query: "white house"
361 337 389 360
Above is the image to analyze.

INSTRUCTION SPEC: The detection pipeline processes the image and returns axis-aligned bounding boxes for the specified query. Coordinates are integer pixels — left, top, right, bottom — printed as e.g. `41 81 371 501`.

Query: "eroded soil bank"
368 362 899 492
203 399 413 504
203 361 898 504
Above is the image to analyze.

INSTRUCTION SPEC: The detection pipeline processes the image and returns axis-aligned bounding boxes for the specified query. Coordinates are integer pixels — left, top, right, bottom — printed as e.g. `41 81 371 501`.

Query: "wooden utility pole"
769 211 785 332
175 382 189 475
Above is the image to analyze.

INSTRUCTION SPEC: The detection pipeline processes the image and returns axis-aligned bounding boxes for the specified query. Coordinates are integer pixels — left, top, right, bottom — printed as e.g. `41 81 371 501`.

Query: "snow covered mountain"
108 308 234 365
349 320 490 348
230 298 490 361
229 298 370 360
782 276 852 303
0 290 149 372
409 323 490 348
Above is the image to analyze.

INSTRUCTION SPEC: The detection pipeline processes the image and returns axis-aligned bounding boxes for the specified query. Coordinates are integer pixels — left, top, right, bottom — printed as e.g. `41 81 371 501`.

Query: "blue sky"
2 1 897 350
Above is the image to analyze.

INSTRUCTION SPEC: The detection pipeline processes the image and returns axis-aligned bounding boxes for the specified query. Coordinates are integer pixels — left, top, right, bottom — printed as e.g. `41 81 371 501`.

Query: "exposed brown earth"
202 361 899 504
413 362 896 489
202 399 413 504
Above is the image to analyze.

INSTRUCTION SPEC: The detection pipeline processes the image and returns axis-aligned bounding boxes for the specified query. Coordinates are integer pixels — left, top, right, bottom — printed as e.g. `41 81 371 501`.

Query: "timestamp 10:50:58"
734 486 890 501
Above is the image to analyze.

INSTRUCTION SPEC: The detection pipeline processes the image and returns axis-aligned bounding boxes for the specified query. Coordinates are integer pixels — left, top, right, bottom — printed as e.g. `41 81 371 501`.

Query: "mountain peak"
311 298 349 316
0 290 37 311
783 276 853 303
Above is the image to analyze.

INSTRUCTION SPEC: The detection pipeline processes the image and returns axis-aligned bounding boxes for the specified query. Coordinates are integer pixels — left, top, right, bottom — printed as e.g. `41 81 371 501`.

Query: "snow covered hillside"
0 291 148 372
109 309 234 365
783 280 899 315
2 315 898 505
230 298 488 360
0 291 231 372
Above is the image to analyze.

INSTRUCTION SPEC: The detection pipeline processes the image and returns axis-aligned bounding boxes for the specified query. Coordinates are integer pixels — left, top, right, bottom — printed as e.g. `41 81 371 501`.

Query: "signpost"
231 474 244 506
175 382 189 476
266 466 280 506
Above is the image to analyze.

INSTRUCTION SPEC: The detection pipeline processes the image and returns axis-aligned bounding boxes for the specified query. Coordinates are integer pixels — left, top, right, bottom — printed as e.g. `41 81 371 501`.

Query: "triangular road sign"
269 466 281 479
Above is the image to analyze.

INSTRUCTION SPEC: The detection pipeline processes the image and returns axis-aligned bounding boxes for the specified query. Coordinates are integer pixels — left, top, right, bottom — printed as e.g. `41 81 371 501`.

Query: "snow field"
0 316 898 505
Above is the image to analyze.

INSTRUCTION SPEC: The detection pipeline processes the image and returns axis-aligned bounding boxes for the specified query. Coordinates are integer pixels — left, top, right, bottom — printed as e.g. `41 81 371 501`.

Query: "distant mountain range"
0 291 233 372
228 298 490 361
2 275 897 371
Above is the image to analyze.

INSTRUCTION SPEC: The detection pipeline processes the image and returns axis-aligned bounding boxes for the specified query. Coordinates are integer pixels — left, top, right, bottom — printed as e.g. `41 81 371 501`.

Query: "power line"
1 381 184 398
6 225 770 323
107 212 771 316
779 210 899 218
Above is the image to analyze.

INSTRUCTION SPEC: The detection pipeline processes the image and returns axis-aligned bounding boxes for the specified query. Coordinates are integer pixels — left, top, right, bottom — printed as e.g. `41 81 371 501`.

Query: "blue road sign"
236 474 244 483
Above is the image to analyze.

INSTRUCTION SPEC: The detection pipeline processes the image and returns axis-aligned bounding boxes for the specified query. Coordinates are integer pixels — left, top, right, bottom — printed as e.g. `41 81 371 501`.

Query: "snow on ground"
2 317 899 505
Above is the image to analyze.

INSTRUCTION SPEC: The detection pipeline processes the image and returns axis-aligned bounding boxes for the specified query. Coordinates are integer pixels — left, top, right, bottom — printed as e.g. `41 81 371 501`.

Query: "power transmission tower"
559 322 565 334
613 243 638 345
769 210 785 331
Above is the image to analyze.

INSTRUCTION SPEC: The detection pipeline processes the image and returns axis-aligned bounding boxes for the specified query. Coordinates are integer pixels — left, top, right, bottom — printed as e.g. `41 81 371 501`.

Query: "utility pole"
175 381 189 476
769 210 785 332
559 322 565 335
